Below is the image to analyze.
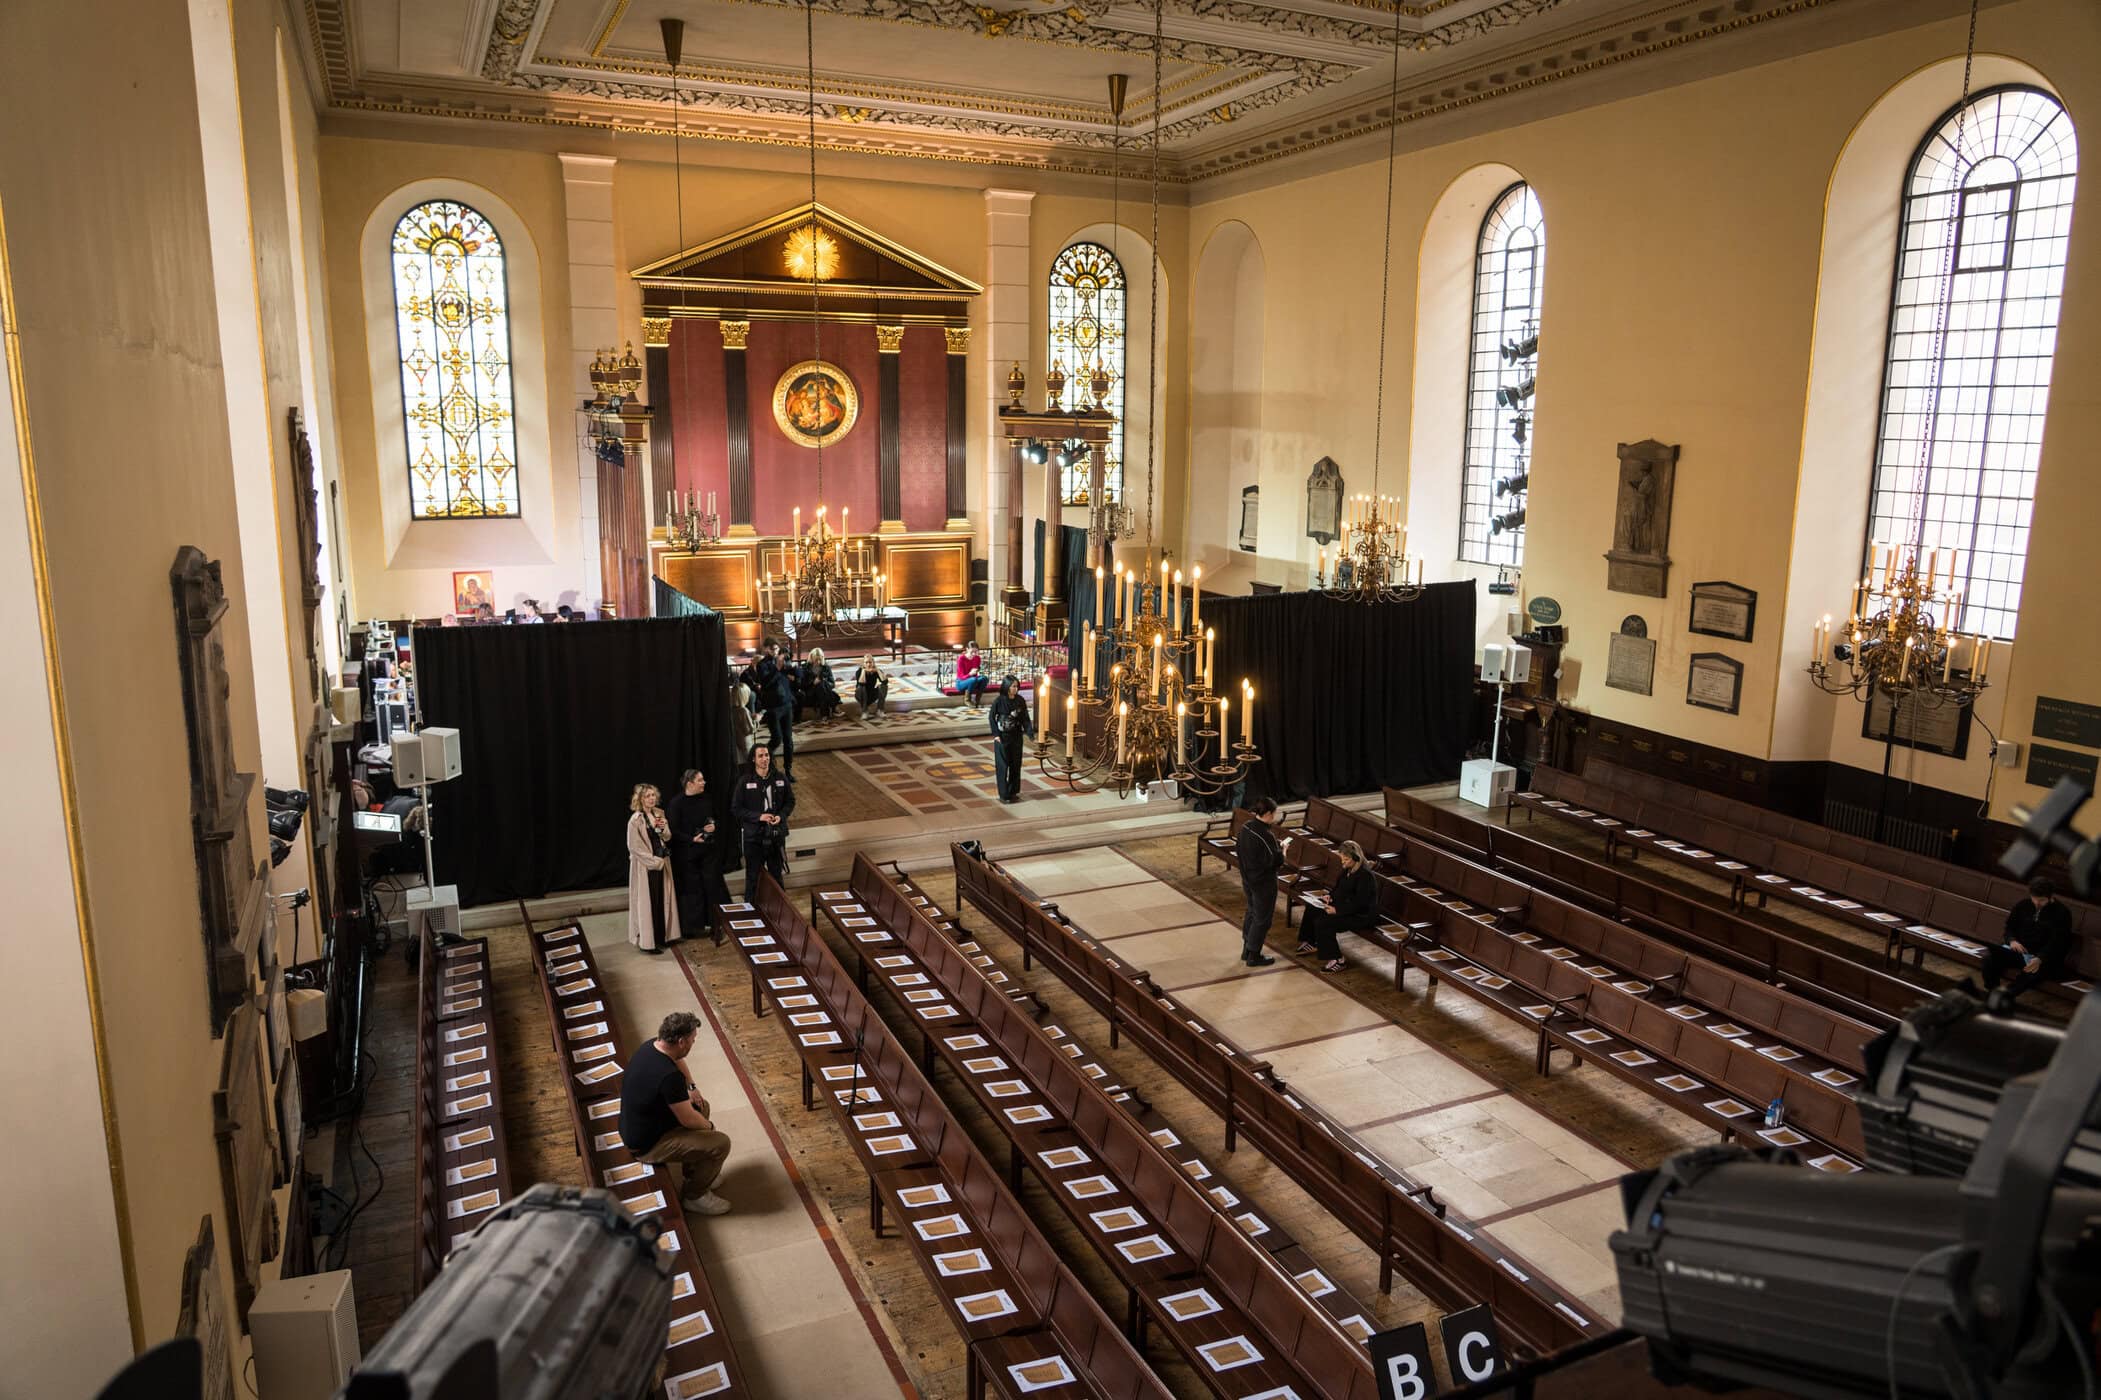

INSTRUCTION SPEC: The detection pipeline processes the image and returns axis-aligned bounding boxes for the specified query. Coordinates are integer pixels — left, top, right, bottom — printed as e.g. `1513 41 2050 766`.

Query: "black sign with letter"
1440 1304 1509 1388
2027 743 2100 792
1369 1321 1436 1400
2035 696 2101 749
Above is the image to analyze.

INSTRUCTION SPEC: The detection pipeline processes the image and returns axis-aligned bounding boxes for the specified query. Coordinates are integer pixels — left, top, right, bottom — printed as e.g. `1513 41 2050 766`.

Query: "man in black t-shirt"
618 1011 733 1215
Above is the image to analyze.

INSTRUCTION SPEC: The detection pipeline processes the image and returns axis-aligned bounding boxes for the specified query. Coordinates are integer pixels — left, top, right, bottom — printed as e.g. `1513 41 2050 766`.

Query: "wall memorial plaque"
2034 696 2101 749
1688 579 1757 642
2027 743 2100 791
1863 683 1972 759
178 1216 236 1400
1526 595 1562 625
1686 652 1744 714
1603 438 1680 597
1606 615 1655 695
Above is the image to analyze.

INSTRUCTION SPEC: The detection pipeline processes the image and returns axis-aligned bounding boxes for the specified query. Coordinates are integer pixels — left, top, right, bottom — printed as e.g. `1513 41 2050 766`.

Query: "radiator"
1821 798 1953 859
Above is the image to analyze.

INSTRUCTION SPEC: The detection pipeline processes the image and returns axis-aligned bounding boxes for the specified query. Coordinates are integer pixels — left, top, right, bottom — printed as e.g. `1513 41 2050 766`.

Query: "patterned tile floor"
845 738 1055 818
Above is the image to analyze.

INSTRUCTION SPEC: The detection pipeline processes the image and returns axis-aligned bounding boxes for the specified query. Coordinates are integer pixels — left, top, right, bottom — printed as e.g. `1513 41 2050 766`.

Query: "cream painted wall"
1188 0 2100 818
0 0 277 1368
320 136 580 620
1187 220 1266 584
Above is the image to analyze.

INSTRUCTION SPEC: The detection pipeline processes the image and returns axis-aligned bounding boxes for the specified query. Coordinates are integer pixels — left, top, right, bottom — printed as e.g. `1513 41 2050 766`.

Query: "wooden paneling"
660 543 760 613
880 533 969 606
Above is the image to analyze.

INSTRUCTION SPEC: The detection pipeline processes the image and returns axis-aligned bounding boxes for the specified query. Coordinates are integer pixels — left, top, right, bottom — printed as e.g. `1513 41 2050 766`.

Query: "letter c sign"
1439 1304 1508 1384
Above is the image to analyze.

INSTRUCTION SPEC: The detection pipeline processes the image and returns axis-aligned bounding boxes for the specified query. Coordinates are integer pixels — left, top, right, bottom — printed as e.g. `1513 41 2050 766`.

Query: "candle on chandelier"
1152 633 1164 701
1117 702 1129 770
708 491 717 516
1096 567 1106 630
1177 701 1188 769
1242 682 1254 746
1040 674 1055 740
1942 639 1953 683
1204 628 1214 691
1318 547 1326 583
666 490 675 521
1217 694 1229 753
1172 570 1183 632
1976 635 1990 681
1066 696 1077 761
1192 566 1202 632
1899 636 1914 682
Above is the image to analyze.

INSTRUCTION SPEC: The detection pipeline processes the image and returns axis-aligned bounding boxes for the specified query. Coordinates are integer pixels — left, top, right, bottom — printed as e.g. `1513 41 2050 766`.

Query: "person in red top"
954 640 990 709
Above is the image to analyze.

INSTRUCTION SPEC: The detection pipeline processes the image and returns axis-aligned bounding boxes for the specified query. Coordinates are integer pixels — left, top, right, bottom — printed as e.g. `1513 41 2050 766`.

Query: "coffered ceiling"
299 0 1956 180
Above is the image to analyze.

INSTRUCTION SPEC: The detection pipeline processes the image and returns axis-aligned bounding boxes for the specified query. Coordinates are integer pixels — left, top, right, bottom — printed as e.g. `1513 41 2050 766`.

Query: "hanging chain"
806 0 824 503
1906 0 1981 596
1368 0 1403 499
1143 0 1162 552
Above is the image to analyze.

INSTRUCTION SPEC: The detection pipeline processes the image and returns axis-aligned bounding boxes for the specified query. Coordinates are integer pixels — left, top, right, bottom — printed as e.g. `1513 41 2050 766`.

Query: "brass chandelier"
1317 0 1422 605
1805 0 1989 715
1035 0 1257 800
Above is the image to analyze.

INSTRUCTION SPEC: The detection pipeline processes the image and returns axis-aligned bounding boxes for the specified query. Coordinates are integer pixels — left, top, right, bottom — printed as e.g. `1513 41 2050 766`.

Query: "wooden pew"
953 845 1601 1359
721 879 1176 1400
827 857 1378 1400
410 927 513 1294
522 914 749 1397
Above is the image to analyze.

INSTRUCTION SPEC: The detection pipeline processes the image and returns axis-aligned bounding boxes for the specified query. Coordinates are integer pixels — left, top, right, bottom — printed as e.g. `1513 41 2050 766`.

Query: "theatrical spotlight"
1490 508 1526 535
1510 412 1529 447
1501 331 1539 363
1495 471 1529 498
1024 441 1049 465
1495 376 1535 409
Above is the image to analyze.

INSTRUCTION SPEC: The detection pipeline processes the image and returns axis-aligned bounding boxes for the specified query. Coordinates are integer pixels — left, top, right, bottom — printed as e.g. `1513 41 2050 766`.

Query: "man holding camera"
731 743 795 896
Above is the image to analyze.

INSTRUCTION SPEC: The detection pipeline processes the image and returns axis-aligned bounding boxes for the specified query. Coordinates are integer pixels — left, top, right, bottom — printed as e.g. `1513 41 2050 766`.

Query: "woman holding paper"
626 783 682 954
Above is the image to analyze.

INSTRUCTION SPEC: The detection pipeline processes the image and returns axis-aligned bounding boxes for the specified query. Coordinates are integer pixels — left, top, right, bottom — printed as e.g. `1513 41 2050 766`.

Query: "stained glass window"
393 200 520 519
1047 242 1126 505
1459 183 1544 567
1865 87 2077 640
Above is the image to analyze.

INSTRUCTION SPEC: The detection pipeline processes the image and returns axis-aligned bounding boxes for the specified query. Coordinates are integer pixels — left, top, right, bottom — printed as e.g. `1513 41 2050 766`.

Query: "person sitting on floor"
797 647 842 721
954 640 990 708
855 656 890 720
618 1011 732 1216
1297 839 1376 974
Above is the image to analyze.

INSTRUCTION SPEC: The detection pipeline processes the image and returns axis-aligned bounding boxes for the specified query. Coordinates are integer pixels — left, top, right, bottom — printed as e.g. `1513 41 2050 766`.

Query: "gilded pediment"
632 202 981 300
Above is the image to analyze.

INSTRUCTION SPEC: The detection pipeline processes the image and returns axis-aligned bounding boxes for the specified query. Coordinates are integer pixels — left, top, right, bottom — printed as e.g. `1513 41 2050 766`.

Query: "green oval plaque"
1527 596 1563 625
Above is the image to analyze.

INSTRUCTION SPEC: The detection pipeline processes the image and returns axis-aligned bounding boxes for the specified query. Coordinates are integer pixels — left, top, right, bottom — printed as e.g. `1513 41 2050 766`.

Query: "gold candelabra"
665 489 721 551
755 506 888 626
1806 542 1992 708
1036 553 1257 798
1315 493 1425 603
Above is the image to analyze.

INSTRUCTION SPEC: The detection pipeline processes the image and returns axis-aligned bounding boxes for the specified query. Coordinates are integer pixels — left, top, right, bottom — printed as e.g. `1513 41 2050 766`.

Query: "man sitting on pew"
619 1011 734 1217
1296 839 1374 974
1975 877 2074 1000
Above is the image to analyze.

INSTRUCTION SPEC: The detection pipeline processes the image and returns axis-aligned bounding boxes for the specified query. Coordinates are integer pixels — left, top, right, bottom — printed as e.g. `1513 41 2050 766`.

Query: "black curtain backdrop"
653 575 717 620
1059 524 1098 657
414 616 736 908
1205 582 1476 802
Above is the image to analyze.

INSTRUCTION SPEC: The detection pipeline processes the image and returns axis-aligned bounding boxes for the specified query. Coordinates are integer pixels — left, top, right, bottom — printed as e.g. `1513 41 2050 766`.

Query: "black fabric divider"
413 616 736 907
1205 581 1476 801
652 575 716 620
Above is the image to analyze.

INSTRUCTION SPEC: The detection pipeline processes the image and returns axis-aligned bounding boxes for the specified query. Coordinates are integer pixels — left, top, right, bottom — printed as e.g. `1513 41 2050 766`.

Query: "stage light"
1500 332 1539 363
1495 471 1529 498
1495 377 1535 410
1490 507 1525 535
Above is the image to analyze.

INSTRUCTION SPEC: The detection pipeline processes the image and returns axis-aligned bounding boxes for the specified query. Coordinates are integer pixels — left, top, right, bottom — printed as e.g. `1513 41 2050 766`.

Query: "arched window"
1865 87 2077 639
1459 183 1544 567
1048 242 1126 505
392 200 520 518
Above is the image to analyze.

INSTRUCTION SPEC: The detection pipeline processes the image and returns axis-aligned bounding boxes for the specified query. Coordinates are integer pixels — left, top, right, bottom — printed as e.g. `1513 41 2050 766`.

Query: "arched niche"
1772 55 2060 788
1187 220 1266 577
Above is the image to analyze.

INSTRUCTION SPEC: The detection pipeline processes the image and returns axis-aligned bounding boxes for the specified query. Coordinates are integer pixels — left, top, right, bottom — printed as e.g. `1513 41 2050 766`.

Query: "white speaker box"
408 883 461 939
392 726 463 787
1460 758 1517 810
1482 642 1533 685
249 1270 359 1399
286 987 328 1042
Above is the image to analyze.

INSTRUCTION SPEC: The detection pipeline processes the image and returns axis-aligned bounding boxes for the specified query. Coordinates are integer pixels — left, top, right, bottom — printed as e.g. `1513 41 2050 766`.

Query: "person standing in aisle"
626 783 681 954
667 768 730 941
988 674 1034 804
1235 797 1285 967
731 744 795 896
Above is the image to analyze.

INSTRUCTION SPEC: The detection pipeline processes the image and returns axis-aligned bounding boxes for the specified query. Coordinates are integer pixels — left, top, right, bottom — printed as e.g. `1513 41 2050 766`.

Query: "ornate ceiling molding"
303 0 1904 183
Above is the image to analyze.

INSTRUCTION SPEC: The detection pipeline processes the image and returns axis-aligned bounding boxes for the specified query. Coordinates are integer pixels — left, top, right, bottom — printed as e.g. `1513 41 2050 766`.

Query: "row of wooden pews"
953 843 1600 1358
1281 799 1870 1166
1516 764 2095 996
410 927 514 1293
715 878 1176 1400
522 913 749 1399
1383 786 1930 1024
827 849 1403 1362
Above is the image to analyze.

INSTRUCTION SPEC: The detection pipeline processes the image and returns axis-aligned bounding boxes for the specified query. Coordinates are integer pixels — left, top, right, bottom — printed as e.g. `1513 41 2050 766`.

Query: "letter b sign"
1367 1322 1434 1400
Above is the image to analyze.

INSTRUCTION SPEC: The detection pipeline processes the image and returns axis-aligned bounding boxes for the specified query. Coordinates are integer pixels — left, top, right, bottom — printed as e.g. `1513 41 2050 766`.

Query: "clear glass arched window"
1865 87 2077 639
393 200 521 519
1047 242 1126 505
1459 183 1544 566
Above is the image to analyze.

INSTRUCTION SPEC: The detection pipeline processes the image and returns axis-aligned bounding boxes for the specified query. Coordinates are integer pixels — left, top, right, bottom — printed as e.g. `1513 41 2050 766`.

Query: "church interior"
8 0 2101 1396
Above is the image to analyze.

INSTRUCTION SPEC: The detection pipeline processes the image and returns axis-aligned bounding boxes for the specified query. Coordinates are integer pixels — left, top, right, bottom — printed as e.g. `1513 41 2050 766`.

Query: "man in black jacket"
730 745 796 896
1235 797 1285 967
1980 876 2074 998
666 768 731 939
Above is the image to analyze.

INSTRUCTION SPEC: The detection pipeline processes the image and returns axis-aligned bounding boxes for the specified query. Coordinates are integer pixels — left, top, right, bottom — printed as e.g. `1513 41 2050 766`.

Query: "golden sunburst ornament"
783 223 840 282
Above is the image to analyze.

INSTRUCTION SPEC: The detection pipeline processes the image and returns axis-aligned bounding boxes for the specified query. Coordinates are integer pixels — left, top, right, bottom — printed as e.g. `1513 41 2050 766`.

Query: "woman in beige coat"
627 782 682 954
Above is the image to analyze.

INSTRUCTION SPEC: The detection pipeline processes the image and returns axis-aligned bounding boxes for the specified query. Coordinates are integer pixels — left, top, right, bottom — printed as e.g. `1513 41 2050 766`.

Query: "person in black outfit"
1979 876 2074 998
731 744 795 896
618 1011 732 1215
1235 796 1286 966
798 648 842 722
988 674 1035 804
855 657 890 720
762 658 799 779
667 768 732 940
1297 839 1375 974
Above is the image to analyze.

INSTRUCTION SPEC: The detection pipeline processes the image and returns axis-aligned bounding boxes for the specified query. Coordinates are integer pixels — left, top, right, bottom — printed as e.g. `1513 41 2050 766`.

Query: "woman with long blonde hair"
626 782 682 953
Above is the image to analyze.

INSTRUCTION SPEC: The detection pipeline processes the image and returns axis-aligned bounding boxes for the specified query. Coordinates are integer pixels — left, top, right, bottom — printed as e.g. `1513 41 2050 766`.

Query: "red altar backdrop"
666 316 951 535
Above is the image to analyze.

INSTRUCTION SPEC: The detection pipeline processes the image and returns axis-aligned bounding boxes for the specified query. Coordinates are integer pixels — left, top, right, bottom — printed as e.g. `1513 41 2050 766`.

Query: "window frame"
1046 240 1128 507
1457 181 1544 568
